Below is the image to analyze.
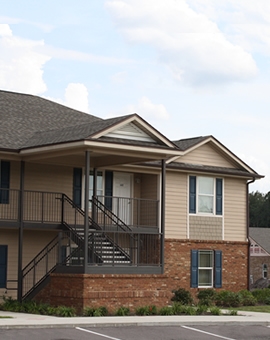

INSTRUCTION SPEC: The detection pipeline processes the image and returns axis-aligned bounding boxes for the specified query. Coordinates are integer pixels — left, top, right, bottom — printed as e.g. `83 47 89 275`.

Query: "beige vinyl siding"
179 143 237 168
165 171 187 239
140 174 158 200
24 163 73 197
10 161 21 189
224 178 247 241
0 229 57 299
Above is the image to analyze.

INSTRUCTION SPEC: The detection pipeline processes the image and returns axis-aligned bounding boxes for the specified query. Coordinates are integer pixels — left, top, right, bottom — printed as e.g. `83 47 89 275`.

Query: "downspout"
84 151 90 272
17 161 25 302
247 178 255 291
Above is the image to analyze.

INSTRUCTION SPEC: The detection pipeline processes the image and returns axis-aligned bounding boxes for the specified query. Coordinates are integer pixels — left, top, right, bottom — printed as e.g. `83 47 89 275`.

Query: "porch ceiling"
20 140 181 168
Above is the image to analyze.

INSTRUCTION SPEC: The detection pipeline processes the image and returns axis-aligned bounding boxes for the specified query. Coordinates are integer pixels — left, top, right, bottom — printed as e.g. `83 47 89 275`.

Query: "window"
0 245 8 288
89 170 103 199
189 176 223 215
191 249 222 288
0 161 10 204
263 264 268 279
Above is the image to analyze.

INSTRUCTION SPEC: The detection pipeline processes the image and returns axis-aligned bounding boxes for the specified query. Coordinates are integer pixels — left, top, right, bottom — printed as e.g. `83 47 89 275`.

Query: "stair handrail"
62 194 132 263
22 231 83 300
91 196 133 233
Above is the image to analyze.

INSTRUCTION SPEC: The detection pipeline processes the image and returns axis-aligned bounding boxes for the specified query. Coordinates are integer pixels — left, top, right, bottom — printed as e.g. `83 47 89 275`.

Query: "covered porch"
4 132 179 301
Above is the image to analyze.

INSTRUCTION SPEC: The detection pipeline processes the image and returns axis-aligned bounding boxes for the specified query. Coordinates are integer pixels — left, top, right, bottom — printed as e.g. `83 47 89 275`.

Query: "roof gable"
172 136 259 175
92 114 177 148
250 228 270 254
178 141 238 168
105 122 156 143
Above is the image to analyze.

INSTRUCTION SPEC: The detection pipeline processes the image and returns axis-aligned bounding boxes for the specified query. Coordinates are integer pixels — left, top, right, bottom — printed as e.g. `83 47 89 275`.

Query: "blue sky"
1 0 270 193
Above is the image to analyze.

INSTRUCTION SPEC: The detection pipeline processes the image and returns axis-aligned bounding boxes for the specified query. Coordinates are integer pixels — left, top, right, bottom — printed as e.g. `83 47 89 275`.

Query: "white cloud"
111 71 127 84
64 83 90 113
127 96 169 120
0 24 50 94
106 0 258 86
187 0 270 56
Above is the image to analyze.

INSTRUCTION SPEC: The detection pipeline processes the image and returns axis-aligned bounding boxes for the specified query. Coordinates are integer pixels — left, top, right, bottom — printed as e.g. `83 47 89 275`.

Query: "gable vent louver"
105 122 156 143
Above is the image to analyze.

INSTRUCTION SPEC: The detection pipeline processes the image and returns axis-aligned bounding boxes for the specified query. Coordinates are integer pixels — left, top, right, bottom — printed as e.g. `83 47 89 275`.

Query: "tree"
249 191 270 227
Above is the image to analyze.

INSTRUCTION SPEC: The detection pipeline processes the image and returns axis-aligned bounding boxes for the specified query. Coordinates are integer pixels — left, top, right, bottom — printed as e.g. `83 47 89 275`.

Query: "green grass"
230 305 270 313
0 316 12 318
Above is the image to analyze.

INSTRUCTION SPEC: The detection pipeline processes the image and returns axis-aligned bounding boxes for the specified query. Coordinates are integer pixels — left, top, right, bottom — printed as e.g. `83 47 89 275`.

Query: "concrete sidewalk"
0 310 270 329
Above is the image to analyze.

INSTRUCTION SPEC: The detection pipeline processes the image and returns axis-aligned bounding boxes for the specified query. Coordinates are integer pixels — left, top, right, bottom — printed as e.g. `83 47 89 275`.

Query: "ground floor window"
0 245 8 288
191 249 222 288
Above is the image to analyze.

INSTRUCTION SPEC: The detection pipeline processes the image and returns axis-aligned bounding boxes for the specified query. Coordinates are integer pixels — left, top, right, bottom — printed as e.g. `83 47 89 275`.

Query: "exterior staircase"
22 194 132 300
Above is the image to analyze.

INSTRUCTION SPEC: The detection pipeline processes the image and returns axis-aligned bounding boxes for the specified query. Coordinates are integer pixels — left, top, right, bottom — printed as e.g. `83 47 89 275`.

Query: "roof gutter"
247 178 255 291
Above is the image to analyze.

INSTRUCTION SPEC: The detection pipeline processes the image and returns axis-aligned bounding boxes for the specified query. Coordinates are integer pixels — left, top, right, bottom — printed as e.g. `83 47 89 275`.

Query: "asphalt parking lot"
1 324 270 340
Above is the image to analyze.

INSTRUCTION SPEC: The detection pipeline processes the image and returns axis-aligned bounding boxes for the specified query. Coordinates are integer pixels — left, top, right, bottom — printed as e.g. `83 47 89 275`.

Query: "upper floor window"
0 161 10 204
89 170 103 199
189 176 223 215
263 264 268 279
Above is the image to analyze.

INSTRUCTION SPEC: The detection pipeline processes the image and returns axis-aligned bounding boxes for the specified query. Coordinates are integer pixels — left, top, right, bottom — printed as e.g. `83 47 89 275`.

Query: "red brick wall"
35 239 248 313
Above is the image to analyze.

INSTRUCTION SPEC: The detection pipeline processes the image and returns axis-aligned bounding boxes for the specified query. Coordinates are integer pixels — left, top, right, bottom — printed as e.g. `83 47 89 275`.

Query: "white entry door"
113 172 132 225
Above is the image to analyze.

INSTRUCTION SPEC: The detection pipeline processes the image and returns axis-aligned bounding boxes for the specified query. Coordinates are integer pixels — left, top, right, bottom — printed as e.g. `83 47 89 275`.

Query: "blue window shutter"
73 168 82 207
191 250 198 288
214 250 222 288
0 161 10 204
216 178 223 215
0 245 7 288
105 171 113 210
189 176 196 213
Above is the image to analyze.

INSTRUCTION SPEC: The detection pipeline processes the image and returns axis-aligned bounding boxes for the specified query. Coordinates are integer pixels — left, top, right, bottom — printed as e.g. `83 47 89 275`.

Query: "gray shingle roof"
173 136 210 151
0 90 140 150
249 228 270 254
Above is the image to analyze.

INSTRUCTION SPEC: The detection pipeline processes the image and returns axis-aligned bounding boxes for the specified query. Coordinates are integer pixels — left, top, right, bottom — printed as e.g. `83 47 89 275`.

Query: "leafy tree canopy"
249 191 270 227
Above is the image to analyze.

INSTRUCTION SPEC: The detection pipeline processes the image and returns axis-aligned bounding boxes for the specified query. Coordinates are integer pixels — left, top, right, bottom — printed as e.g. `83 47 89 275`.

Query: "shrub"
55 306 76 317
171 303 186 315
135 305 157 316
210 306 221 315
171 288 193 305
83 306 108 317
159 306 174 315
238 290 257 306
196 305 208 315
115 306 130 316
182 306 196 315
215 291 241 307
197 289 216 307
252 289 270 304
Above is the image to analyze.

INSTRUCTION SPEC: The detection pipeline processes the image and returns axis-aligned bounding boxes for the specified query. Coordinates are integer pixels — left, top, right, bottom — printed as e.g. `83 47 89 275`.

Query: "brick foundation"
35 239 248 313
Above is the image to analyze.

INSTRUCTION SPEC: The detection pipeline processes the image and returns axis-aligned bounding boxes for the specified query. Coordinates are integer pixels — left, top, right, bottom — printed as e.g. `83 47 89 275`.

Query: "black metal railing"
87 229 161 266
22 230 85 300
94 195 159 228
0 189 20 221
23 191 63 223
20 193 162 299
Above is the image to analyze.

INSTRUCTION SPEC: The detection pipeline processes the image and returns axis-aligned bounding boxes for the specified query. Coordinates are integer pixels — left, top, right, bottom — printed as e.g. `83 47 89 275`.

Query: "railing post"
41 192 44 223
84 151 90 271
160 159 166 271
61 194 64 225
17 160 24 302
58 231 63 265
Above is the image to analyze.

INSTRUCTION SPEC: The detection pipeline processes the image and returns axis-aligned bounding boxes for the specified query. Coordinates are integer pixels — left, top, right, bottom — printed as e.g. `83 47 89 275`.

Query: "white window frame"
198 250 214 288
263 264 268 279
89 170 104 200
197 177 215 214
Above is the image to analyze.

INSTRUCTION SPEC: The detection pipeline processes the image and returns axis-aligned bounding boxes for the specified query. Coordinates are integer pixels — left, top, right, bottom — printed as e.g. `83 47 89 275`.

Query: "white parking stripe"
182 326 236 340
76 327 124 340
